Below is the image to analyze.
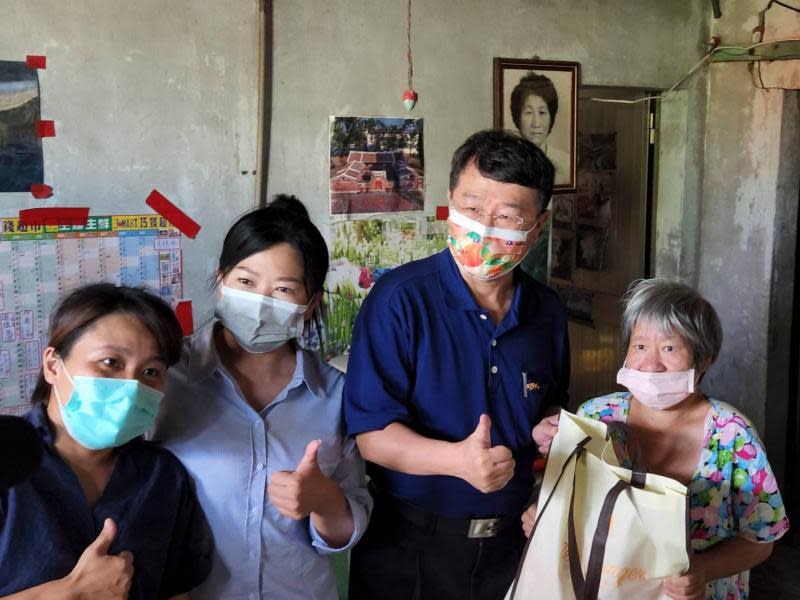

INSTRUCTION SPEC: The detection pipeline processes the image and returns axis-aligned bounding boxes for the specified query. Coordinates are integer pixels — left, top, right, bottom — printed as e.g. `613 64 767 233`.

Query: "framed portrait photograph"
493 58 580 192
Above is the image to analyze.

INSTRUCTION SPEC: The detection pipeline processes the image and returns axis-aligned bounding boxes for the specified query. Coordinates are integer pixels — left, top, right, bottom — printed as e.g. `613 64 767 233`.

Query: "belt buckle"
467 517 501 539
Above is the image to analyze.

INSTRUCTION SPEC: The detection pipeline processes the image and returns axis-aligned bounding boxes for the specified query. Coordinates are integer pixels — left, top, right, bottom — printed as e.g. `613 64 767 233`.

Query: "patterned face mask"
447 207 535 280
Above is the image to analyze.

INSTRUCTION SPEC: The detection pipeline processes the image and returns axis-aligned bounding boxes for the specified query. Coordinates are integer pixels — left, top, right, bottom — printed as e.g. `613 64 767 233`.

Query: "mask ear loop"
53 357 75 406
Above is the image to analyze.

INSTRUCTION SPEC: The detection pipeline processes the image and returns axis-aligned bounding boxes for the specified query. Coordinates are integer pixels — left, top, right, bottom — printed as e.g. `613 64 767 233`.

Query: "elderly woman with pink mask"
531 279 789 600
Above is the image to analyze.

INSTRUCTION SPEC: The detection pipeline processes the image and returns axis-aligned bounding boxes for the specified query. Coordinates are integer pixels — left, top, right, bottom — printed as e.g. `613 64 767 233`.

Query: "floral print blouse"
578 392 789 600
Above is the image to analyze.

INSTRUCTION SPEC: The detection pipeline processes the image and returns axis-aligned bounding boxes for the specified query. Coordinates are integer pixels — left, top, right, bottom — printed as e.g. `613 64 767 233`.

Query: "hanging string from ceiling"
403 0 418 111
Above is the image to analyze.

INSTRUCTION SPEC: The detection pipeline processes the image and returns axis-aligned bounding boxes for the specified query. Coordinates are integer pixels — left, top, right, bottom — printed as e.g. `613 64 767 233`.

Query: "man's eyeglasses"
450 204 531 230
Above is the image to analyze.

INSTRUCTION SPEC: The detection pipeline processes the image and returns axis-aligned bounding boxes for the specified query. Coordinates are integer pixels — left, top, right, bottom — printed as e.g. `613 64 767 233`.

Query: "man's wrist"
442 439 468 480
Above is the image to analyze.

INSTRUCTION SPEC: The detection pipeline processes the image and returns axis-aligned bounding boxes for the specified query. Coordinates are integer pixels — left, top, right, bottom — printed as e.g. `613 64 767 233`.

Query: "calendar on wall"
0 214 184 414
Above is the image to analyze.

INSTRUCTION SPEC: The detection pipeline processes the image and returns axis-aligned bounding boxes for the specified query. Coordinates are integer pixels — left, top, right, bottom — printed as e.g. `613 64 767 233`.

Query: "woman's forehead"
631 316 682 340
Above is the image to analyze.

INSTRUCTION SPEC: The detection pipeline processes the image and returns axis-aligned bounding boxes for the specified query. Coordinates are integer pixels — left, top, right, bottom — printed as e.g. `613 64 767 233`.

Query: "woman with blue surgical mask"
0 283 212 600
153 195 371 600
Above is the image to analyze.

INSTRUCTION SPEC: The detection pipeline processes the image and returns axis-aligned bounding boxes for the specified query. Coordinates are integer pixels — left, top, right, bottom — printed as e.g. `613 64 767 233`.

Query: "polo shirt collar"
437 248 538 330
437 249 481 312
186 320 324 399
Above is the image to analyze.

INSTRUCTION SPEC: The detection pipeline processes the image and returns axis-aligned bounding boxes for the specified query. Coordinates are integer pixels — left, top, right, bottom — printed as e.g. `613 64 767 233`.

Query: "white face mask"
214 284 308 353
616 365 696 410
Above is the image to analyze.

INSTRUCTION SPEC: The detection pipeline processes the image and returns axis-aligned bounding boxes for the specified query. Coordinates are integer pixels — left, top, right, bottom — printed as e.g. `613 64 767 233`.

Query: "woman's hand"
521 503 537 538
66 518 134 600
268 440 336 519
661 563 707 600
532 413 560 456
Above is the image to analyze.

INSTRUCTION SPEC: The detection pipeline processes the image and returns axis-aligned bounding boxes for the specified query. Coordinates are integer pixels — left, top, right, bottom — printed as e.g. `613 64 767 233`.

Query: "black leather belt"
376 489 518 539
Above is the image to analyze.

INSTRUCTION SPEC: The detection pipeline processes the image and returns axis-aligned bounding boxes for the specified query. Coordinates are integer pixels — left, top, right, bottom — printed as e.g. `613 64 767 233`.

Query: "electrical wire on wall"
750 0 800 90
591 0 800 105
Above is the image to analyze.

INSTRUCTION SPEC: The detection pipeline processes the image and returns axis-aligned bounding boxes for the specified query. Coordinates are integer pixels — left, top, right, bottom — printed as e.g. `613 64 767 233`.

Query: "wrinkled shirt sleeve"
309 435 373 554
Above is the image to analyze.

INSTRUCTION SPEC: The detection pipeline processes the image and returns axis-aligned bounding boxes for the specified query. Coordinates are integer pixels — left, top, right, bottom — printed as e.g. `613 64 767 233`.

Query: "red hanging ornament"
403 0 417 111
403 89 418 111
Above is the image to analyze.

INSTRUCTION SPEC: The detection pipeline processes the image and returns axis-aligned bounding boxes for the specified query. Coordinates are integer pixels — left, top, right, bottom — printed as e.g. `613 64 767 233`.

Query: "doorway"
559 86 655 409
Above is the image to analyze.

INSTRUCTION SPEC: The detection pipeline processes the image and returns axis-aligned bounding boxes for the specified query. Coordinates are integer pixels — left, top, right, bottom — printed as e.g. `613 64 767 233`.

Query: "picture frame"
493 58 579 192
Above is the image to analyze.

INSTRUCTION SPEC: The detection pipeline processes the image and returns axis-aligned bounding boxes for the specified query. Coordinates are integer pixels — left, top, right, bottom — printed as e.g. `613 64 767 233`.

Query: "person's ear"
42 347 60 386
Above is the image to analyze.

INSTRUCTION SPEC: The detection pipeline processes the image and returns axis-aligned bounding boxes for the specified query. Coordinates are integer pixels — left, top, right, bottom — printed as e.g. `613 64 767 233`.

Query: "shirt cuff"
309 493 369 555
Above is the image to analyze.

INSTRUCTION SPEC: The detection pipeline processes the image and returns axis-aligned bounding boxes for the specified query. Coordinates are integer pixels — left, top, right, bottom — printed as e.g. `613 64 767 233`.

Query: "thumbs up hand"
269 440 333 520
456 414 515 494
66 518 135 599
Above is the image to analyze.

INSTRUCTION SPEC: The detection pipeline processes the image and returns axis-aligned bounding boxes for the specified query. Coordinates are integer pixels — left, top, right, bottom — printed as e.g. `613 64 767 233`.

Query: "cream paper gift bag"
507 410 690 600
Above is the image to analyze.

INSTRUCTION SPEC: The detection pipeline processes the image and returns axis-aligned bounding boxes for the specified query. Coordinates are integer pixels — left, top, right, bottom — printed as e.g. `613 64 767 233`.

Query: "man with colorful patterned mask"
346 129 569 600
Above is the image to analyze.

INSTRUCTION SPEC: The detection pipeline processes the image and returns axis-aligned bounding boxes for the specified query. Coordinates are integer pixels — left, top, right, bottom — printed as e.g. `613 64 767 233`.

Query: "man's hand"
269 440 336 520
521 503 537 538
532 413 560 456
454 414 515 493
65 518 134 600
661 564 708 600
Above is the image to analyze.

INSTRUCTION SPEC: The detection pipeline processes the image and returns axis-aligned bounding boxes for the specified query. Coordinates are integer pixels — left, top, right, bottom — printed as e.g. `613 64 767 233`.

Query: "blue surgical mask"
54 360 163 450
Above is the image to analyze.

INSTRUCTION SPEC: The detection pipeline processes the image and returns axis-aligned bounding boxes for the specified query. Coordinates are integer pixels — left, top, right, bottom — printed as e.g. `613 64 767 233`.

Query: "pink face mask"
616 366 695 410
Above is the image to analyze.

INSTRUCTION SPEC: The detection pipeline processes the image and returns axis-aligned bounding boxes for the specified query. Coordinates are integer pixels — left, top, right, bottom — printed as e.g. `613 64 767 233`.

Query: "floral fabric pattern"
577 392 789 600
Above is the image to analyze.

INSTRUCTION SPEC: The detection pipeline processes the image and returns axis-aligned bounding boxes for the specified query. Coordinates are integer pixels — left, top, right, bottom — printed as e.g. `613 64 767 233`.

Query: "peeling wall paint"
0 0 261 320
696 1 800 482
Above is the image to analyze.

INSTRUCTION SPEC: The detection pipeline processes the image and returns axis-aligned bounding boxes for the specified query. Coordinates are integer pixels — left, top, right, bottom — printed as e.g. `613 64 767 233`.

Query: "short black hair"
216 194 329 340
449 129 555 211
31 283 183 404
510 72 558 132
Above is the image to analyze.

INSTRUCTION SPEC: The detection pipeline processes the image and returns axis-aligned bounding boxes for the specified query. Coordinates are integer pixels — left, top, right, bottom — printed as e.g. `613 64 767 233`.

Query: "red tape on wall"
35 120 55 138
175 300 194 336
30 184 54 199
18 208 90 227
145 189 201 239
25 55 47 69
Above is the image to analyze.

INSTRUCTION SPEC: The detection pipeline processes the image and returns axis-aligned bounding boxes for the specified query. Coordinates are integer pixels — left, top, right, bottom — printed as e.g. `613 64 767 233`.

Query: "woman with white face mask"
0 283 212 600
530 279 789 600
153 195 371 600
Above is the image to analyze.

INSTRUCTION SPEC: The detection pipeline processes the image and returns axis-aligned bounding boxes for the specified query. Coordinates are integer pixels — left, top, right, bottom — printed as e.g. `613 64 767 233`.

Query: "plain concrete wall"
267 0 708 223
697 2 800 480
0 0 261 319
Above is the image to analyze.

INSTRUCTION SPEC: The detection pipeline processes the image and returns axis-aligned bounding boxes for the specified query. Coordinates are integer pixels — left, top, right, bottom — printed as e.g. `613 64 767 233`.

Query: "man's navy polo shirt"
0 404 212 599
344 249 570 518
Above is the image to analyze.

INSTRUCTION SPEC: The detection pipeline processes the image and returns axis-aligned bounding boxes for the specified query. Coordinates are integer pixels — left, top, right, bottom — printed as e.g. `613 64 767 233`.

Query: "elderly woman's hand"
521 503 537 538
531 413 560 456
661 563 708 600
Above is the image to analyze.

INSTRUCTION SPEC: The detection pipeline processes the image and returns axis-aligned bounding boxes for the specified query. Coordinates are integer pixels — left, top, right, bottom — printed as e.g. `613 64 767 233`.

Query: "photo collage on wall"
551 132 616 325
550 132 615 283
322 116 431 360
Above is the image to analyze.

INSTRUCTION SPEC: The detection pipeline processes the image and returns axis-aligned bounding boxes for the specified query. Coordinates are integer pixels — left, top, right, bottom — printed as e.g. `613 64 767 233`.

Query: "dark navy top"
0 404 212 599
344 249 570 518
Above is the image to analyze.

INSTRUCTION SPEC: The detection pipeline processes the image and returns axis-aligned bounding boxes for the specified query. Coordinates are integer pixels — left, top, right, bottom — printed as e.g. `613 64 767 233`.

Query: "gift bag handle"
567 457 647 600
508 437 591 600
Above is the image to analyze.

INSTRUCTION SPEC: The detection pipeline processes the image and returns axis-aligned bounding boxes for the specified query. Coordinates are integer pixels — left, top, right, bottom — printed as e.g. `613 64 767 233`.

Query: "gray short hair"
622 278 723 369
